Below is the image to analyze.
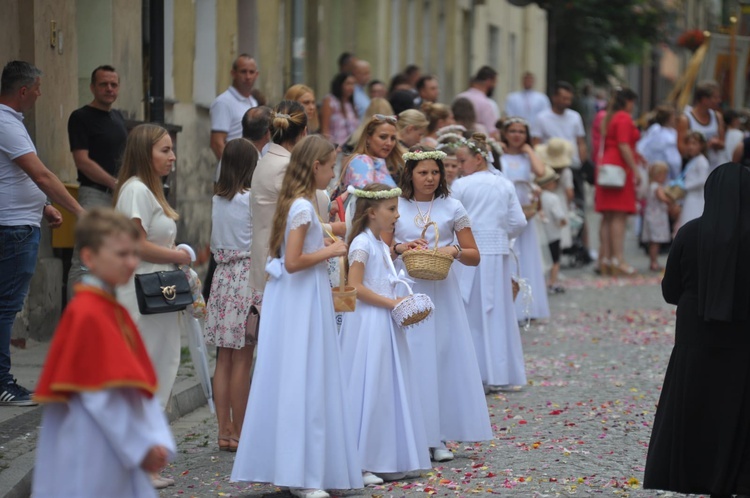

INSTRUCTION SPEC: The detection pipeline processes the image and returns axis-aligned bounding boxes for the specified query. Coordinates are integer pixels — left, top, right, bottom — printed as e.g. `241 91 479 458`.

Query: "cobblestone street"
158 263 692 498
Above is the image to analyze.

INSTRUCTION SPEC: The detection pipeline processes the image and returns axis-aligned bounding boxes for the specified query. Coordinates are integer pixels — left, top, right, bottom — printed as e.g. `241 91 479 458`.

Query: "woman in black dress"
644 162 750 497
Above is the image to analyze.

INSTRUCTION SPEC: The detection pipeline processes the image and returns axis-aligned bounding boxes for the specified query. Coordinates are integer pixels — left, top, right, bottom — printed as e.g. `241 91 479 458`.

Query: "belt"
81 183 113 195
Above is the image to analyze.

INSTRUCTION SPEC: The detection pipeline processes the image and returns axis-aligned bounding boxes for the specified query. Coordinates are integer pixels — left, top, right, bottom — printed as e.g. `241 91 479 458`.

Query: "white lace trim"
454 214 472 232
289 209 312 231
391 293 435 329
348 248 369 265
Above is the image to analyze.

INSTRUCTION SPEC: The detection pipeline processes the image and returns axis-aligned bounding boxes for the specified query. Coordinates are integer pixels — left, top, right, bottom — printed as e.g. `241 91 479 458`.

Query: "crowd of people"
1 51 749 497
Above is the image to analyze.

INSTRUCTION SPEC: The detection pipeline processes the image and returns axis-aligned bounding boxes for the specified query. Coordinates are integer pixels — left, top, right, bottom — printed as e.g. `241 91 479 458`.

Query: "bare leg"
229 344 255 439
610 212 628 267
648 242 661 270
598 212 612 267
548 262 560 287
213 347 233 446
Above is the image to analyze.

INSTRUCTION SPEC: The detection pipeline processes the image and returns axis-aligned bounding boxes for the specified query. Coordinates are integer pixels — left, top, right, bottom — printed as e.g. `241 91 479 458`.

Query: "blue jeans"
0 225 40 384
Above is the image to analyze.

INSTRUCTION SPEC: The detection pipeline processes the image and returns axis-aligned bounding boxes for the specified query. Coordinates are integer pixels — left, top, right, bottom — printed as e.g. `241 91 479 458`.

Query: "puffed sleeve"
453 199 472 232
115 179 157 232
288 198 313 231
348 234 370 265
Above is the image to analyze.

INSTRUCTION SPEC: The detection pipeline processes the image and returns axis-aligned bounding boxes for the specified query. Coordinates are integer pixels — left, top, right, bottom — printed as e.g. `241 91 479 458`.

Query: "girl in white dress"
675 131 710 234
452 133 529 390
387 146 493 462
231 136 363 498
339 183 431 483
204 139 260 452
499 117 549 320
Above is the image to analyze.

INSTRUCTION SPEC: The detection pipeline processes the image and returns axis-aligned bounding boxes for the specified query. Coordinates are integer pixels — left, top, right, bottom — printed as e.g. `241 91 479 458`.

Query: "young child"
231 135 363 498
452 133 529 392
339 183 431 484
388 145 493 462
641 162 672 271
436 132 465 185
204 138 259 452
675 131 710 234
536 167 568 293
32 208 176 497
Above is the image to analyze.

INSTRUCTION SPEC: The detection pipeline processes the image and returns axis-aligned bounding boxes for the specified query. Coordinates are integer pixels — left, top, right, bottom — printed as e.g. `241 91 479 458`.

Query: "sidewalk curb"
0 377 208 498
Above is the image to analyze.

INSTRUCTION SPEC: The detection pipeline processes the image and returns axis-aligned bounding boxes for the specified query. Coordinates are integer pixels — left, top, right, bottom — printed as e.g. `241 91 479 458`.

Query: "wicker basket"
514 180 541 220
332 256 357 312
401 222 454 281
664 184 686 201
510 248 520 301
391 279 435 329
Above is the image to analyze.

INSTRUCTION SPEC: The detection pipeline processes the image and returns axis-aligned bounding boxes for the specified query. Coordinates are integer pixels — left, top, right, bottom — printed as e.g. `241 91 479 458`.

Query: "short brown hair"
75 207 140 252
215 138 258 199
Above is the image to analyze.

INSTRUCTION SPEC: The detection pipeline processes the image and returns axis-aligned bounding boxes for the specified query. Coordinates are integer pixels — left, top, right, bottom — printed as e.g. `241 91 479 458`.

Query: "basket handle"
339 256 346 289
390 269 415 296
420 221 440 254
510 247 521 279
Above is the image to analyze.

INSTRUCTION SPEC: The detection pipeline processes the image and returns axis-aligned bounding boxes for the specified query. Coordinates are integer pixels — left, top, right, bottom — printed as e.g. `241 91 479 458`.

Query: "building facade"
1 0 547 341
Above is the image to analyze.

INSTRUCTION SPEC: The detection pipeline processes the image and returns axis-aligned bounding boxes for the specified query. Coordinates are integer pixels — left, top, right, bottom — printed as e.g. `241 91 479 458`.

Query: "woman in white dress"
339 183 431 483
452 133 529 390
231 136 363 498
499 117 549 320
387 146 493 462
114 125 193 489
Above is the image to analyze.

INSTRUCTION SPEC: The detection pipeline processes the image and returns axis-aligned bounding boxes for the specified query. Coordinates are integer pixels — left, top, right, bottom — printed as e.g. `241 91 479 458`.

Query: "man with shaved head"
352 59 372 118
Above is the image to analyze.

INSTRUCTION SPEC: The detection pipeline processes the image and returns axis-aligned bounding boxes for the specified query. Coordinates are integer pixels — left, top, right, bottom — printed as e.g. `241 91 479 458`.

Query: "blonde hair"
114 124 178 220
396 109 429 133
76 207 140 252
648 161 669 182
344 115 404 179
347 98 395 147
284 84 319 132
268 135 335 258
421 102 451 133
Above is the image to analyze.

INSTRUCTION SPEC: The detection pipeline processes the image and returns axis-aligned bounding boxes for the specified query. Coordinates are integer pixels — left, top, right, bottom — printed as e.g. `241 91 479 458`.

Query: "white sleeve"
78 389 176 470
288 199 313 231
0 121 35 160
504 184 528 239
209 96 231 133
115 180 157 232
348 235 370 265
453 200 472 232
531 113 545 139
574 112 586 138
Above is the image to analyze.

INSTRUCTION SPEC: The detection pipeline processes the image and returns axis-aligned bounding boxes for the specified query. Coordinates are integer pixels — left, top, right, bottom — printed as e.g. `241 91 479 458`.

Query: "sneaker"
0 381 38 407
12 379 33 396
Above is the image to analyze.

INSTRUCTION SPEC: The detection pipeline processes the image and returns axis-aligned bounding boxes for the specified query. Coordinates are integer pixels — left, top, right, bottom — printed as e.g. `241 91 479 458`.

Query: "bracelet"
453 244 462 260
393 243 404 256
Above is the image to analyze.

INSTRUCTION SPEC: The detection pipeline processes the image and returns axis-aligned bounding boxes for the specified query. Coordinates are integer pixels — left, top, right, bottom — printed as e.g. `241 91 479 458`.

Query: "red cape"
34 286 158 403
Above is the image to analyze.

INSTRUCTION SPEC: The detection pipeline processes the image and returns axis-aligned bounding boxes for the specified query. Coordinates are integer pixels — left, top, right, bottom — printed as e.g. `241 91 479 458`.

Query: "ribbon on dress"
389 268 416 296
265 257 285 280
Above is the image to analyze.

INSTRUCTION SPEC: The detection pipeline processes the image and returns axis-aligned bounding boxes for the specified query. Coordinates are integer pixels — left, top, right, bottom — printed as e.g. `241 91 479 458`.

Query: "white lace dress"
500 153 550 320
452 170 529 387
393 196 493 444
231 198 363 491
339 229 431 473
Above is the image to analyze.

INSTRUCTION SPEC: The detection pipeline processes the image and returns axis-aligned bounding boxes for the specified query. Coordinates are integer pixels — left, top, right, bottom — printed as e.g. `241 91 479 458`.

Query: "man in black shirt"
66 65 128 298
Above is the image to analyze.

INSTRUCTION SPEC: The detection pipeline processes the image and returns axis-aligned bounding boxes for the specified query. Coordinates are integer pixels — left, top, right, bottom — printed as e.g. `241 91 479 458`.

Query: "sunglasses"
372 114 398 124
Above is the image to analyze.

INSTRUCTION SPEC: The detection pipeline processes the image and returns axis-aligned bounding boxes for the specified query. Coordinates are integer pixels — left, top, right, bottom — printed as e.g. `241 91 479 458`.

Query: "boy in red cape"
32 208 176 497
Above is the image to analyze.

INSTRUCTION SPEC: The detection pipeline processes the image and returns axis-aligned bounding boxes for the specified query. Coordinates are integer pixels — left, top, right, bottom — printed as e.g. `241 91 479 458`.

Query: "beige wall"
173 0 196 103
216 0 239 95
111 0 143 119
0 1 22 64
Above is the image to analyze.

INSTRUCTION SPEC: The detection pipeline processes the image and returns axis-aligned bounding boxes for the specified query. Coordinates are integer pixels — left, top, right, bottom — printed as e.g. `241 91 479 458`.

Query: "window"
193 0 217 107
489 25 501 74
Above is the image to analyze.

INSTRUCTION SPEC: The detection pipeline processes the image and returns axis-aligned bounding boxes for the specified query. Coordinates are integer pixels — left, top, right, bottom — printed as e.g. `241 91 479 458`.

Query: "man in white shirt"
352 59 372 119
455 66 499 135
504 72 550 129
209 54 259 161
0 61 84 407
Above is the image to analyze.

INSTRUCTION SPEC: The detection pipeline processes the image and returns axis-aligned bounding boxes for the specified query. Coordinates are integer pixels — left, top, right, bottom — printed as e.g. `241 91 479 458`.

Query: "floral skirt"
205 250 262 349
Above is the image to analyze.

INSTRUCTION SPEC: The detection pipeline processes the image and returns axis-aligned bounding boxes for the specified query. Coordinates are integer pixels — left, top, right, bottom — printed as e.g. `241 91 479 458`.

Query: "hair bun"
272 113 291 131
420 101 434 113
471 132 486 142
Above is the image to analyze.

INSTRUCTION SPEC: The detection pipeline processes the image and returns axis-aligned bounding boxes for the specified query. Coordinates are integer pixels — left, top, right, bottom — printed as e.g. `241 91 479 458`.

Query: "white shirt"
540 190 565 242
532 109 586 168
504 90 551 129
684 106 724 169
0 104 46 226
210 86 258 140
211 190 253 252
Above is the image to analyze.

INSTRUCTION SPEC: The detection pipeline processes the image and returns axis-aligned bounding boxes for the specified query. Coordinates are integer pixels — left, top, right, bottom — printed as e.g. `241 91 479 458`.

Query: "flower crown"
465 140 489 159
503 116 529 128
436 124 467 137
402 149 447 162
347 185 402 199
487 137 503 156
436 132 466 144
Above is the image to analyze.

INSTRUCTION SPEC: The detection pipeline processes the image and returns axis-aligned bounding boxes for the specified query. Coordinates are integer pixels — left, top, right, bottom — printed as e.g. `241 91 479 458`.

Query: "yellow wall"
216 0 239 95
111 0 143 119
173 0 196 103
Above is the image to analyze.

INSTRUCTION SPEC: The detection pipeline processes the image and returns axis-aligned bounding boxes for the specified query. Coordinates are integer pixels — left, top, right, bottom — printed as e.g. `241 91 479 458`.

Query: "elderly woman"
644 163 750 498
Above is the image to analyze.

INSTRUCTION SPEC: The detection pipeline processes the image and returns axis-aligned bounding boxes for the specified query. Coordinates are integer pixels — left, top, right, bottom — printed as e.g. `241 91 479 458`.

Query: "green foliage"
540 0 673 85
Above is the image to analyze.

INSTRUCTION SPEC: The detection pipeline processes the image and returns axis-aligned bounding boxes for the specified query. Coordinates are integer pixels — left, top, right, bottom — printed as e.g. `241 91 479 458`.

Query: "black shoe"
13 378 33 396
0 381 38 407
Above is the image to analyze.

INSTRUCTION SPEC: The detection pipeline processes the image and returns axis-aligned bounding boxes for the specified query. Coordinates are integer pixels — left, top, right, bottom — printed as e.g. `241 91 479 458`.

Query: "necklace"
414 195 435 228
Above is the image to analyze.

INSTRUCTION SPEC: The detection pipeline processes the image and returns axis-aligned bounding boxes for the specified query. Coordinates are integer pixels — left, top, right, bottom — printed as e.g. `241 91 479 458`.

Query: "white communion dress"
393 196 493 445
452 170 529 387
500 153 550 320
231 198 364 491
339 228 431 473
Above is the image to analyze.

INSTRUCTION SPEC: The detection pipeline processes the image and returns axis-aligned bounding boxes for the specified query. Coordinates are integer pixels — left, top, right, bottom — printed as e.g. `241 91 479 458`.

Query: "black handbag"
134 270 193 315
